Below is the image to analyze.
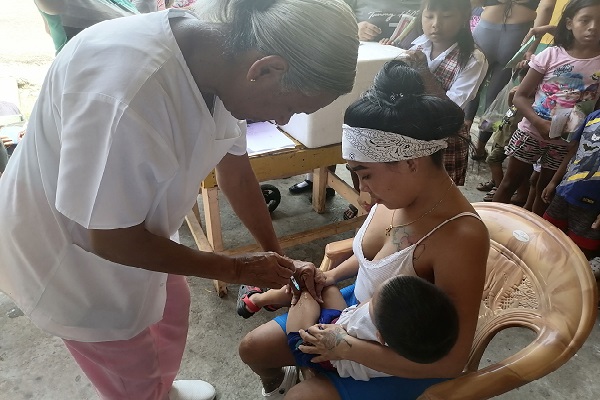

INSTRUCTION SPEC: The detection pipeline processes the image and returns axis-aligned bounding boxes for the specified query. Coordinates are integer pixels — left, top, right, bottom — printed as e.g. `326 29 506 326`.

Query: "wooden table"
184 135 367 296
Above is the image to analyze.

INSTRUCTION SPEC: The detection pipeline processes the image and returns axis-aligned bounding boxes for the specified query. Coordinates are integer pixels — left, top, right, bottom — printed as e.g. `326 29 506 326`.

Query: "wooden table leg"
311 167 329 214
202 186 224 252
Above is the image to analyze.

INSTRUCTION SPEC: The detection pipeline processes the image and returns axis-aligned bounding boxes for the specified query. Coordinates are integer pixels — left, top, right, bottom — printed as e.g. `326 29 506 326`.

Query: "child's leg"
493 129 540 203
534 143 569 216
532 167 555 216
489 162 503 190
321 285 349 311
250 286 291 309
286 291 321 334
512 175 531 207
486 142 507 188
286 286 347 378
286 286 347 333
237 285 292 319
493 156 533 203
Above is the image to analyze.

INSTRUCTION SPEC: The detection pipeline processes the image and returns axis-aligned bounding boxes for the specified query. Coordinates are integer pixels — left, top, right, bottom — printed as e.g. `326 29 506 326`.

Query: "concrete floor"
1 162 600 400
1 3 599 398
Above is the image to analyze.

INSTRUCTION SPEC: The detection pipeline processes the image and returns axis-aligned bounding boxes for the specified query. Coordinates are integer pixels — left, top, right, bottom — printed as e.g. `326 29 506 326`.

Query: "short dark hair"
344 60 465 167
372 275 460 364
554 0 600 49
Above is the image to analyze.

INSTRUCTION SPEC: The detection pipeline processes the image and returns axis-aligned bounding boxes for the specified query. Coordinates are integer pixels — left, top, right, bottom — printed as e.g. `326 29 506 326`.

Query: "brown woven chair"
320 202 598 400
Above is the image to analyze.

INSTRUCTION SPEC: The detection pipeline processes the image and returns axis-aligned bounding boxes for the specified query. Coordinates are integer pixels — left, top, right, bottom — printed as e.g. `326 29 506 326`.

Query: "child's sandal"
476 180 495 192
236 285 263 319
483 187 497 202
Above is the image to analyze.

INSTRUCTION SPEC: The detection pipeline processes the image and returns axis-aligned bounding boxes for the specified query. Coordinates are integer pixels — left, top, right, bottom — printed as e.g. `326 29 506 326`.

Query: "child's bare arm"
513 69 550 137
541 141 579 203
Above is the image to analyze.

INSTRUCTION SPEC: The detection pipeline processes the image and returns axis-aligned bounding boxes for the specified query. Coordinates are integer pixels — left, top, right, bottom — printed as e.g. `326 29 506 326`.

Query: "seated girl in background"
238 60 489 400
386 0 488 185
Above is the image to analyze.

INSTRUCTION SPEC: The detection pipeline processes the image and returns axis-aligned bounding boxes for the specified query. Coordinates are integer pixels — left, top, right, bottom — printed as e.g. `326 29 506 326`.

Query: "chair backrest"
418 203 598 400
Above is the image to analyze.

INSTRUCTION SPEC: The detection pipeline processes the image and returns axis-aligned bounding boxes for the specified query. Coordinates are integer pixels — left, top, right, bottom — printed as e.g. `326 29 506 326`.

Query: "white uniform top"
0 9 247 342
331 303 392 381
60 0 139 29
410 35 488 109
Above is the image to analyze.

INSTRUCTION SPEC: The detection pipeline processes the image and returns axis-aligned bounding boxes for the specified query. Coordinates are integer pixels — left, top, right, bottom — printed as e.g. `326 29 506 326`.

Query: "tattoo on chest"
323 326 352 350
392 226 426 262
391 226 415 250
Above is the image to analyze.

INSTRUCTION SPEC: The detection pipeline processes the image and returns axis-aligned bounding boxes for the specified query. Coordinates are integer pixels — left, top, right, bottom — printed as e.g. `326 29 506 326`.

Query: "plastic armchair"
319 203 597 400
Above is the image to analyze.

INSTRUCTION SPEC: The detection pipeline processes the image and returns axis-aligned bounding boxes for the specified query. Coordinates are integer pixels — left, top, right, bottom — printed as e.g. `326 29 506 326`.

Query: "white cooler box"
282 42 405 148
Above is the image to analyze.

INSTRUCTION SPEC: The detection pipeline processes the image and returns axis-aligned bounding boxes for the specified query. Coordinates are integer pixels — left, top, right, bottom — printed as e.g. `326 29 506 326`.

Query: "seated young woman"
238 60 490 400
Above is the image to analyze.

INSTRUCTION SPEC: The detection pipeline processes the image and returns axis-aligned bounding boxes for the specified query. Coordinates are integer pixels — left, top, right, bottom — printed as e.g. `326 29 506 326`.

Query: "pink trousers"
63 274 191 400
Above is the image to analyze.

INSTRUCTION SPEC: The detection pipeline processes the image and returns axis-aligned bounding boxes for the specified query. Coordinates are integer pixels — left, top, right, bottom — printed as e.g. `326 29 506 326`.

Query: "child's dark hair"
344 60 465 167
372 276 460 364
415 0 475 68
554 0 600 49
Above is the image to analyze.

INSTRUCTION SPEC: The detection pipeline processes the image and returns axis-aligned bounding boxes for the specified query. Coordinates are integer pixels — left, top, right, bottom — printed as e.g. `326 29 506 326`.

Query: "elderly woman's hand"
289 260 326 305
232 252 294 288
298 324 353 363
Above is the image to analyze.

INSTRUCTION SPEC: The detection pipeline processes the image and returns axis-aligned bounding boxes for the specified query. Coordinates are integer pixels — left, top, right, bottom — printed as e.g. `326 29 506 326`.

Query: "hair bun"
362 60 426 109
373 60 426 97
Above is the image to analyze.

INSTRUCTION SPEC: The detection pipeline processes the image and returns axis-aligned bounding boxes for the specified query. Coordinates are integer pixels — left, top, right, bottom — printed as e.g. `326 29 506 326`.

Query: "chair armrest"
319 237 354 271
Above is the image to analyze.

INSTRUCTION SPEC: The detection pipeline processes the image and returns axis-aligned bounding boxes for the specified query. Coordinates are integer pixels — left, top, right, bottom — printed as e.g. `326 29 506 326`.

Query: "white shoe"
262 366 298 399
169 380 216 400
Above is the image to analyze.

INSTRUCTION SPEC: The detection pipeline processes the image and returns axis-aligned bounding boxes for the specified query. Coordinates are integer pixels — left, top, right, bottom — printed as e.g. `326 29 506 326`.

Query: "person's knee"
284 376 338 400
284 385 306 400
239 329 267 364
285 381 321 400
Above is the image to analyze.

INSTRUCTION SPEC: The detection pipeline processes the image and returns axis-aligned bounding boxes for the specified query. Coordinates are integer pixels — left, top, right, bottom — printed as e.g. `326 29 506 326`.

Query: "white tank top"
353 204 481 303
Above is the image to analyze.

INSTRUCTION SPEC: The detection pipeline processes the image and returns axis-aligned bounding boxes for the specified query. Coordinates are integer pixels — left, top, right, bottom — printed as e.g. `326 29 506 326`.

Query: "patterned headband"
341 124 448 163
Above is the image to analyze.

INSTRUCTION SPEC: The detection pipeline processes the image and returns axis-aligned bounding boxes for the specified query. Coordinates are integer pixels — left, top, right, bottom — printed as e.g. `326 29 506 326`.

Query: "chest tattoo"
392 226 426 263
391 226 416 251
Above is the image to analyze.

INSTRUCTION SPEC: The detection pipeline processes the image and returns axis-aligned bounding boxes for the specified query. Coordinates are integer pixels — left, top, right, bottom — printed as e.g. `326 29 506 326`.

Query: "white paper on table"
548 109 572 139
246 121 296 156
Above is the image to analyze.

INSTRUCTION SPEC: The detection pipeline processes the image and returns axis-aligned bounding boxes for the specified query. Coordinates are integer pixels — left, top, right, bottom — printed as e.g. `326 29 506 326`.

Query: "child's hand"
541 182 557 204
508 86 519 106
515 52 534 70
522 25 557 44
1 135 14 148
379 37 394 45
592 215 600 229
357 21 381 41
401 50 429 71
